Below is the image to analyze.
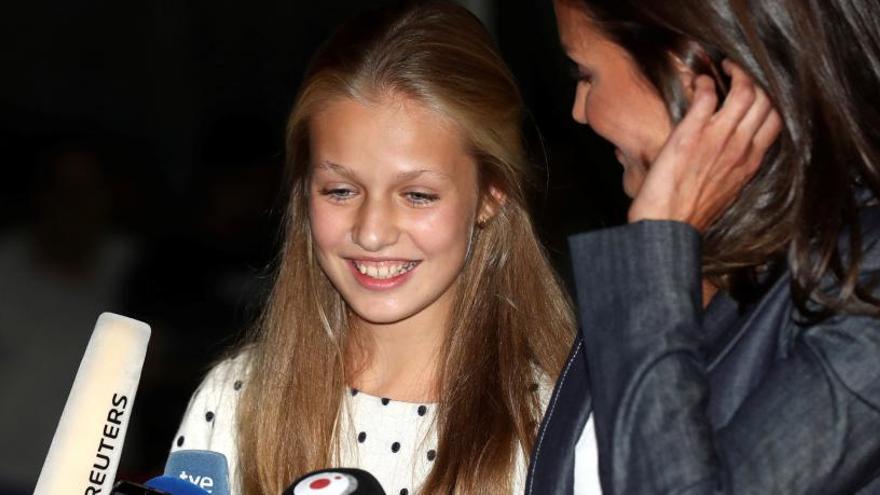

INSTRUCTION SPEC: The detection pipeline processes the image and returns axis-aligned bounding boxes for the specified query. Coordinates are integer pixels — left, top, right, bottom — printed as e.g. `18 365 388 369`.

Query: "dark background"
0 0 626 491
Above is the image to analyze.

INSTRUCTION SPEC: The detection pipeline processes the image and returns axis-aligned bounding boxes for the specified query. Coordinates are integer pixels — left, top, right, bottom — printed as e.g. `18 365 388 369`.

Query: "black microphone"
112 479 208 495
283 468 386 495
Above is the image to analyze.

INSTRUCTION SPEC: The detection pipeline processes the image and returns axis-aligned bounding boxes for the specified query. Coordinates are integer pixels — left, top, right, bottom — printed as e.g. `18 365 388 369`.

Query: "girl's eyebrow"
395 169 452 182
315 161 359 181
317 160 452 182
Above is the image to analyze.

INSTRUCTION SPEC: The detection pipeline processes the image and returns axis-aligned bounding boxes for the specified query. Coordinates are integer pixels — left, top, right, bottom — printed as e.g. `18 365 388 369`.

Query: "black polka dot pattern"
176 435 184 447
233 380 242 391
344 388 442 489
205 411 214 422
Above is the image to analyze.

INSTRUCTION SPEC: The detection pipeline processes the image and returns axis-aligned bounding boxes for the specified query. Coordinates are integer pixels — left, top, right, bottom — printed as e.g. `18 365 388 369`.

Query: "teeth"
353 261 417 280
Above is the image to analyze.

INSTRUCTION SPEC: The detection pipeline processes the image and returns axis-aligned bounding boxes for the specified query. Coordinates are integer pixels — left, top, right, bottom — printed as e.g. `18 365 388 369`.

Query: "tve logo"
164 450 231 495
177 470 216 492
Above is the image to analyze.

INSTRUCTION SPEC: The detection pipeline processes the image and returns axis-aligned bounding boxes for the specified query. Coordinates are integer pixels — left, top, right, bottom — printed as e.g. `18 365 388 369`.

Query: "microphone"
162 450 231 495
33 312 151 495
111 478 209 495
111 480 172 494
146 476 211 495
284 468 386 495
111 443 230 494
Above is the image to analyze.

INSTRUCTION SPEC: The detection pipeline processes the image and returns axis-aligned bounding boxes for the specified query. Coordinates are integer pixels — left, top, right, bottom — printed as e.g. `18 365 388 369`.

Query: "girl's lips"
348 260 420 290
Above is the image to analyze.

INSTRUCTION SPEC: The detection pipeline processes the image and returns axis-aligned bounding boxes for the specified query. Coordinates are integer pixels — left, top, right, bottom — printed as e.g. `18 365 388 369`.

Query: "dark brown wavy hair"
568 0 880 317
235 1 575 493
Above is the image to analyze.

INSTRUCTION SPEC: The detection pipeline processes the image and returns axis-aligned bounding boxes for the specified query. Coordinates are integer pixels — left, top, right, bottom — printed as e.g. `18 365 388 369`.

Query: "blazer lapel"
526 336 593 494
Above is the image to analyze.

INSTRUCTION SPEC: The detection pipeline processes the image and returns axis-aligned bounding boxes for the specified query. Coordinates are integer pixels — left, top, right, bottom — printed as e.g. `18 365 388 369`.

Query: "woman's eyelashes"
566 58 592 83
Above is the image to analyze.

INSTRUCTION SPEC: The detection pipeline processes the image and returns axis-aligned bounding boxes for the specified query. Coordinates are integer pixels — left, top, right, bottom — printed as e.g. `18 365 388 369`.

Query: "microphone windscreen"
285 468 386 495
111 480 172 494
164 450 231 495
34 312 151 495
146 475 210 495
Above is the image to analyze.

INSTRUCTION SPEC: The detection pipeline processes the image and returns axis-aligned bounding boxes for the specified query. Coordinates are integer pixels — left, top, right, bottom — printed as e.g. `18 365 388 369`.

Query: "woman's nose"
571 83 589 125
352 197 400 252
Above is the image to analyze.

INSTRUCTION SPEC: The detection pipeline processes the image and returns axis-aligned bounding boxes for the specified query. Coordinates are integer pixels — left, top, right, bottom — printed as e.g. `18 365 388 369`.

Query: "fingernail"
721 59 732 75
697 75 714 90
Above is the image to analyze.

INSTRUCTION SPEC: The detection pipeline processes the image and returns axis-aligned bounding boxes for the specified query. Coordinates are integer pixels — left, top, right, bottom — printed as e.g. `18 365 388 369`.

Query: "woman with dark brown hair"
528 0 880 493
168 2 577 494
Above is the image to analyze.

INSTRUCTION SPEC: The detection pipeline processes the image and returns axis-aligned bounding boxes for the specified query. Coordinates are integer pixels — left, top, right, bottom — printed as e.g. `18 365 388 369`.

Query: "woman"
528 0 880 493
170 2 576 494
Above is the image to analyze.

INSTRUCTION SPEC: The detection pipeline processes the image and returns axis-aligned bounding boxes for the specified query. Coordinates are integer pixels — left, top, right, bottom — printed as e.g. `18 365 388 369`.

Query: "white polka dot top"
170 353 549 495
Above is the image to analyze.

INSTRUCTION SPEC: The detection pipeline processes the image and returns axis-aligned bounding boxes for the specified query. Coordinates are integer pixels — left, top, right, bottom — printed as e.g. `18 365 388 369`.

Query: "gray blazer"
527 216 880 494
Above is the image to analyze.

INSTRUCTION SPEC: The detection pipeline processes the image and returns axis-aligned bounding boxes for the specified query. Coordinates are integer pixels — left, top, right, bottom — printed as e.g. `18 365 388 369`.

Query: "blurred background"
0 0 627 491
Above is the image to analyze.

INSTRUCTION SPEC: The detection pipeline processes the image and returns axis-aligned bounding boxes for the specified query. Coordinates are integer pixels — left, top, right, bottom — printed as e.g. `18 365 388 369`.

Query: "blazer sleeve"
570 220 880 494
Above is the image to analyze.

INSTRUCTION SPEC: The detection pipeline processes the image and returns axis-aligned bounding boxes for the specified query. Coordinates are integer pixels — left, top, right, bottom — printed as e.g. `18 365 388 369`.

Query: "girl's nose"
352 197 400 252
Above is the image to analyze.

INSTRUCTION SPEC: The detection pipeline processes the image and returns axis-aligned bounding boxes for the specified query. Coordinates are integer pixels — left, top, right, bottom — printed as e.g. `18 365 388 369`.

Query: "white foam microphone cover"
34 312 151 495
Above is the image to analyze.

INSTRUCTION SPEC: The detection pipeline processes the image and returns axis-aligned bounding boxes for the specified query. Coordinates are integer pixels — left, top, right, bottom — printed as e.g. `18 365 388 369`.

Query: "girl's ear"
476 185 506 227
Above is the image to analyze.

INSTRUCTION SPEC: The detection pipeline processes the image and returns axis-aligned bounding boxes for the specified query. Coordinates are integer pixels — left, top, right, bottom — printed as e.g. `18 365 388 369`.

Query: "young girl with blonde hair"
171 2 576 493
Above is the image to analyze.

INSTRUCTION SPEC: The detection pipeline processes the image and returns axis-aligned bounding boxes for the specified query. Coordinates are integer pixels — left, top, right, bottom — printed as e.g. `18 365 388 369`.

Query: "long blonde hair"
236 1 574 493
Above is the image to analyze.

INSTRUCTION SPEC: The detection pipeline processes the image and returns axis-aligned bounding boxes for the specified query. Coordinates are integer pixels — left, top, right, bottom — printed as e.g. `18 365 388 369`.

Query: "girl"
172 2 576 494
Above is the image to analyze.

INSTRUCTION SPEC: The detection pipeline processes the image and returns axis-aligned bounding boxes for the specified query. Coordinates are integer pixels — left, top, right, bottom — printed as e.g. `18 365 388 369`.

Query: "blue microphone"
283 468 386 495
145 476 210 495
159 450 231 495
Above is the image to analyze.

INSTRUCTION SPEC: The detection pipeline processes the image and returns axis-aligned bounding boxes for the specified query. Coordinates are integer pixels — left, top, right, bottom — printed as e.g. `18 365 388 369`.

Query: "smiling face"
554 0 674 198
308 95 483 329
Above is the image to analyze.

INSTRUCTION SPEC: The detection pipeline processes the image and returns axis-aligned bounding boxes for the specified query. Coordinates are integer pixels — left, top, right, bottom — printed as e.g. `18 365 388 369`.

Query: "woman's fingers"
665 75 717 152
628 60 783 231
753 109 783 152
668 63 759 176
684 75 718 127
744 108 783 170
710 61 756 136
736 85 773 141
722 85 775 169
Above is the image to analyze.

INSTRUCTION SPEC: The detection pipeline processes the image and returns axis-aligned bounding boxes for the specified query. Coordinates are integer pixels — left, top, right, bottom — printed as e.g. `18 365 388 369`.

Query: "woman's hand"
627 61 783 231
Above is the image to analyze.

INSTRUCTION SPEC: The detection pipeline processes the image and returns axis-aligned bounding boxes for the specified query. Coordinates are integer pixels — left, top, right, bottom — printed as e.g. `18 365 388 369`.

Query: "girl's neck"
348 302 449 403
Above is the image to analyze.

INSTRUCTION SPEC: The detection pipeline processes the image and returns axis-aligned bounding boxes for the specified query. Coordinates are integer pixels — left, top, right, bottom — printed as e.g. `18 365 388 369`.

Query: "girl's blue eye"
405 191 440 205
322 187 356 201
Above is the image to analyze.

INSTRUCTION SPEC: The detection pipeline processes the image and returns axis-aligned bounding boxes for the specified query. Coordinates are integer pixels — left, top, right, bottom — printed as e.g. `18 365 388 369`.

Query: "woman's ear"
671 53 699 102
670 41 727 105
476 185 506 227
